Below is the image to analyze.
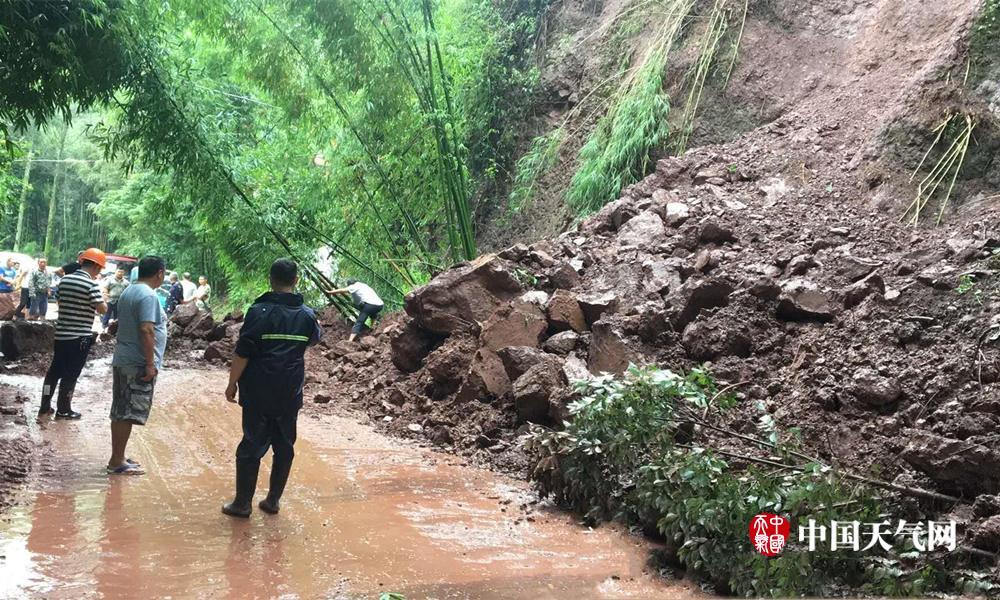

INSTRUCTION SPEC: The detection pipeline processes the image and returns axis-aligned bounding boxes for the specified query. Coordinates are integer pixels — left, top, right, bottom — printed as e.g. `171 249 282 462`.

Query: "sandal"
108 462 146 476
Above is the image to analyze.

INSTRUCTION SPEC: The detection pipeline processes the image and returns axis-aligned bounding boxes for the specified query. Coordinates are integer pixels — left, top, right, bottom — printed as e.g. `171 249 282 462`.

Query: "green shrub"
525 365 990 596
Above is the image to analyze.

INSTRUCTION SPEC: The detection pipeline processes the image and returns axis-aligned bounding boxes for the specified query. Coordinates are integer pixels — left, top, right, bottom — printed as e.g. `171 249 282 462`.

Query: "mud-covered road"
0 361 697 599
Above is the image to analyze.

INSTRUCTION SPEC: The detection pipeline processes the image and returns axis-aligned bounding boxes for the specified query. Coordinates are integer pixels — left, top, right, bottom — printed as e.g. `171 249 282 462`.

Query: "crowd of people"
7 243 390 517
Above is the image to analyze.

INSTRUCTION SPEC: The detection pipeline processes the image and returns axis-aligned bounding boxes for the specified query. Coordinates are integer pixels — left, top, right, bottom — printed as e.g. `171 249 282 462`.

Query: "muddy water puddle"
0 364 698 599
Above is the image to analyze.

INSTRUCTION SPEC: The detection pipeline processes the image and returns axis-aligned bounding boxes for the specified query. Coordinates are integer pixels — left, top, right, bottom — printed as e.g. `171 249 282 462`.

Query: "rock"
548 261 581 289
698 221 737 245
183 313 216 339
902 431 1000 495
404 255 522 335
843 273 885 309
389 319 440 373
973 494 1000 518
513 361 566 424
617 211 665 247
546 290 587 333
786 254 818 276
972 515 1000 552
543 331 581 355
916 265 960 290
0 291 17 321
0 321 54 360
681 319 752 361
456 348 511 403
588 320 633 375
496 346 550 381
480 300 547 351
313 392 333 404
223 310 244 323
203 341 232 362
407 423 423 433
562 353 592 383
577 292 617 326
171 303 200 328
520 290 550 306
693 249 721 273
664 202 690 227
671 278 734 331
207 322 229 342
748 277 781 300
643 259 683 295
424 336 477 396
838 255 882 282
499 243 529 261
429 425 453 446
529 249 556 268
850 368 901 409
584 197 639 233
775 279 838 322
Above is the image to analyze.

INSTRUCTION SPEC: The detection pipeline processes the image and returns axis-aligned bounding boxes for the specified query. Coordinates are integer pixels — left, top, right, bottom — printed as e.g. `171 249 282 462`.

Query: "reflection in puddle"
0 367 699 599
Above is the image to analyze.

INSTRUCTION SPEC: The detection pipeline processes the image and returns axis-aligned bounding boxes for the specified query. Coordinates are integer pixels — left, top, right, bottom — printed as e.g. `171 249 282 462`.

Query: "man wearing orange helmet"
39 248 108 420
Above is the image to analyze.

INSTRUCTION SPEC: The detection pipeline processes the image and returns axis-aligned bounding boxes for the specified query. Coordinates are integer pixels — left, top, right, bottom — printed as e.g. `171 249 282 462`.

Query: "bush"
524 365 993 596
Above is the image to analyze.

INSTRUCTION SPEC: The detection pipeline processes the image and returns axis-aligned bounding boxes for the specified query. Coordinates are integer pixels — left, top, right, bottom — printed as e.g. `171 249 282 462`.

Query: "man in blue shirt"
107 256 167 475
0 257 17 293
222 258 321 517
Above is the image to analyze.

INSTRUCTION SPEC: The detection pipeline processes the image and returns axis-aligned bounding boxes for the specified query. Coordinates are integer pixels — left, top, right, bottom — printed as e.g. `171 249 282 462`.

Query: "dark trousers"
352 302 383 335
235 407 298 467
40 336 95 413
101 302 118 328
13 288 30 318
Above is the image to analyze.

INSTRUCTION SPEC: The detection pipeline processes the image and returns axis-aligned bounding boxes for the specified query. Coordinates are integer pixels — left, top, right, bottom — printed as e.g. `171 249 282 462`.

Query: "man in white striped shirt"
39 248 108 420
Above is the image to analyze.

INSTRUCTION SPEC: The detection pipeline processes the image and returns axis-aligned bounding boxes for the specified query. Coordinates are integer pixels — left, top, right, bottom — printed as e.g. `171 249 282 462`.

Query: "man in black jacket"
222 258 322 518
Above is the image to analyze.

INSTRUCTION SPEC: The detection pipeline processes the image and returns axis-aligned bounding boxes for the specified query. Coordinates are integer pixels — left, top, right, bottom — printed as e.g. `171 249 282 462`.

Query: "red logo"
750 513 790 556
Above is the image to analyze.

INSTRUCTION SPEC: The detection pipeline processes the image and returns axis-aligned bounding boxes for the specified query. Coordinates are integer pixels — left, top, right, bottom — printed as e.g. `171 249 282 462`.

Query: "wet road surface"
0 361 699 599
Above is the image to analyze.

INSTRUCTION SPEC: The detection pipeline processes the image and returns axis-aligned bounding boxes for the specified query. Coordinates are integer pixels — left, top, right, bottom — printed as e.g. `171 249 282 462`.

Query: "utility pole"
13 150 34 252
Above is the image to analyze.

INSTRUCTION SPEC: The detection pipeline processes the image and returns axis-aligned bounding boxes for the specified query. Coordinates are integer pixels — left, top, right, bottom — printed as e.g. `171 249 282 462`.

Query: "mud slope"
168 0 1000 556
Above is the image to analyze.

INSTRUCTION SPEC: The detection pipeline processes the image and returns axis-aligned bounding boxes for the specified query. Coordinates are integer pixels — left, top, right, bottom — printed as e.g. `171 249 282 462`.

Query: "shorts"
111 366 156 425
30 295 47 317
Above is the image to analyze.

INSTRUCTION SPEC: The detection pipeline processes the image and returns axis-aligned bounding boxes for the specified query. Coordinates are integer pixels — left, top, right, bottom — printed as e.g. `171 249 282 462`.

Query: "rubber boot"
259 459 292 515
222 460 260 518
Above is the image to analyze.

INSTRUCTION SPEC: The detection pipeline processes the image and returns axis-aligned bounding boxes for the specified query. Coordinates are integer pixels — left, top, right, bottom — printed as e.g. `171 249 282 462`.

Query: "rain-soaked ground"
0 359 700 599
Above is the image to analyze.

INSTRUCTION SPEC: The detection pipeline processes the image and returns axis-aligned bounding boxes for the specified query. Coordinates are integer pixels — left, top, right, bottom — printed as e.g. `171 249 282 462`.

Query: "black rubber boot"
222 460 260 518
259 460 292 515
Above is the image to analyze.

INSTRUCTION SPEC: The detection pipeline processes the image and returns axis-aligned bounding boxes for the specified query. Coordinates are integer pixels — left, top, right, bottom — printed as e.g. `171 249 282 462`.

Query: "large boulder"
171 302 200 328
479 300 547 352
577 292 618 326
498 346 555 381
588 320 633 375
404 255 522 335
543 331 581 355
456 348 511 404
389 319 440 373
0 321 54 359
424 335 477 396
902 431 1000 495
546 290 587 333
204 340 232 363
184 312 216 339
513 361 566 424
0 292 18 321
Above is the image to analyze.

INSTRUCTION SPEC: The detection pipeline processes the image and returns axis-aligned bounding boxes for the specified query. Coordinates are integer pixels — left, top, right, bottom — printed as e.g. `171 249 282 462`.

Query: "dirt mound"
0 383 33 512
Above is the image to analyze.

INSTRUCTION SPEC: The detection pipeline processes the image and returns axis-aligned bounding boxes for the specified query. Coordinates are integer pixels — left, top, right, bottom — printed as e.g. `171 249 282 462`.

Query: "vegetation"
525 366 994 596
902 114 976 226
0 0 550 308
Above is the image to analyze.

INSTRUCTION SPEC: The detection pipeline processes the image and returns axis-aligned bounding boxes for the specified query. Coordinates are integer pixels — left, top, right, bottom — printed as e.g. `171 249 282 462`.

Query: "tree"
13 150 33 252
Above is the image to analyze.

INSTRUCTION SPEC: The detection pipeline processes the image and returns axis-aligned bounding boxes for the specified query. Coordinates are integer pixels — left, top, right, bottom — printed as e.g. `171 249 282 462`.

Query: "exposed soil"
0 383 32 514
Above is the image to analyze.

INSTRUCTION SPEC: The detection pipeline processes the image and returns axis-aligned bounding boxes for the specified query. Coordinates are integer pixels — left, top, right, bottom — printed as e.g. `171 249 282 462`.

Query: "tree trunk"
44 124 69 258
13 151 34 252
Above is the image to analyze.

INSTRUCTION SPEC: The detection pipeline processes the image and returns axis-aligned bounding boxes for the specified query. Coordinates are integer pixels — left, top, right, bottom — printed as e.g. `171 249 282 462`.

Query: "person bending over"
222 258 321 518
326 278 384 342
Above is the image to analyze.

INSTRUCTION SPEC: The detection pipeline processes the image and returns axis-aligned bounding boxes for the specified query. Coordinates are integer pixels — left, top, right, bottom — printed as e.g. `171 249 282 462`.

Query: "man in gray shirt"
108 256 167 475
